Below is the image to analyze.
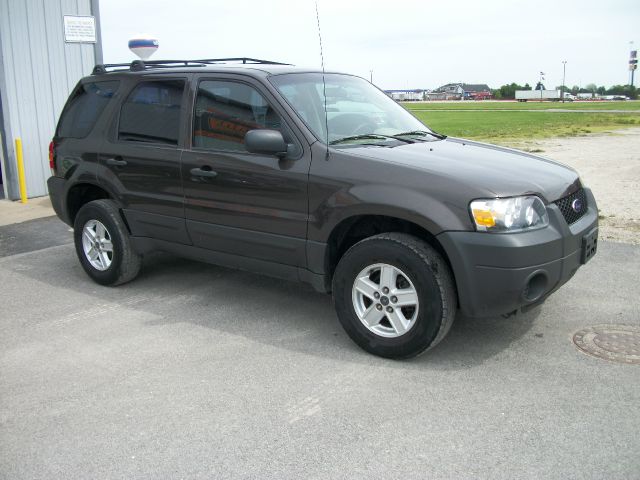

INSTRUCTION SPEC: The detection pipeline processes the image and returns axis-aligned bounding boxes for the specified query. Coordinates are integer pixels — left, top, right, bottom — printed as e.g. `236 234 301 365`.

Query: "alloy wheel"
351 263 420 338
81 219 114 271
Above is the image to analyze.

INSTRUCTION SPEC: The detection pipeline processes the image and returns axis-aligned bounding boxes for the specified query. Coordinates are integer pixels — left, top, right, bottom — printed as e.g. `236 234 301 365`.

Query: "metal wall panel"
0 0 97 199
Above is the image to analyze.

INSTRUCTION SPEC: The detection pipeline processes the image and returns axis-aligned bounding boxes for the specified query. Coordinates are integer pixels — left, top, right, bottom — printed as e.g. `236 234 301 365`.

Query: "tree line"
493 83 637 99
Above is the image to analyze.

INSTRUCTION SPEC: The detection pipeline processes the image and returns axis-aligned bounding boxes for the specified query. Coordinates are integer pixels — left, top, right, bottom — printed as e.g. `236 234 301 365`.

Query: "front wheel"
73 199 141 286
332 233 456 359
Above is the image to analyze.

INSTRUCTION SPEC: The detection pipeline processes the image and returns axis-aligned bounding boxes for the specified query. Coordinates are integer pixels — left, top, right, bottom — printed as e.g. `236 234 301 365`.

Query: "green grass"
403 100 640 111
400 101 640 144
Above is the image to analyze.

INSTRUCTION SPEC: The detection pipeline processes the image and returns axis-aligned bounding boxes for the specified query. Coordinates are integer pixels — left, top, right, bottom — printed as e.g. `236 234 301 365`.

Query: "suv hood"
344 137 581 202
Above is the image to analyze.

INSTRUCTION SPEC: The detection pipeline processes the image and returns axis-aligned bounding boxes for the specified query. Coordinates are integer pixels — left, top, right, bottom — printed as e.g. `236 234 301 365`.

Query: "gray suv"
47 58 598 358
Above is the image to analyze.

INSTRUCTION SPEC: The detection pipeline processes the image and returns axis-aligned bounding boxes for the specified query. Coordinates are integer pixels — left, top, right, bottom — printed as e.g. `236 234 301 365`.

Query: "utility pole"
630 41 637 87
369 70 373 84
561 61 567 103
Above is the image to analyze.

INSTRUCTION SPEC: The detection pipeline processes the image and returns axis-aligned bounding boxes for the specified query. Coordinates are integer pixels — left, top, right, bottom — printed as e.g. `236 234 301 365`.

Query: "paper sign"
63 16 96 43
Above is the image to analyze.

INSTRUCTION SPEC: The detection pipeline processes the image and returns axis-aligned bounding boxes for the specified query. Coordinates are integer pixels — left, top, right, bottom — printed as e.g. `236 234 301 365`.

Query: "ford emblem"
571 198 583 213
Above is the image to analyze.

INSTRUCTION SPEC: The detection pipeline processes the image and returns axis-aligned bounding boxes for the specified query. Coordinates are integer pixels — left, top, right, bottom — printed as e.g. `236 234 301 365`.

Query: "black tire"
73 199 142 286
332 232 456 359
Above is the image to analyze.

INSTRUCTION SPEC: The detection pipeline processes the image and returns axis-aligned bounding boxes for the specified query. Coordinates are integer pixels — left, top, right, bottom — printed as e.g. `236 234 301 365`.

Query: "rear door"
99 77 190 244
181 75 311 267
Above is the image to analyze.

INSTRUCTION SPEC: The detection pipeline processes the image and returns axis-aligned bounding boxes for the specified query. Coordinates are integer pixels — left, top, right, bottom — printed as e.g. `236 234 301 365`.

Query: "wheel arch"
321 214 457 299
66 182 117 225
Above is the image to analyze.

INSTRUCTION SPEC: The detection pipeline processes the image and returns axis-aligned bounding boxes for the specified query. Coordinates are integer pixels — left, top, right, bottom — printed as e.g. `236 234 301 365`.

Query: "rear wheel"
73 199 141 286
333 233 456 359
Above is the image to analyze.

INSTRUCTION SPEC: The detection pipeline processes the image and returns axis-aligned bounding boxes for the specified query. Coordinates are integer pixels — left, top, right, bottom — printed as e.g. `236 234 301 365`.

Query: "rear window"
57 81 120 138
118 80 185 145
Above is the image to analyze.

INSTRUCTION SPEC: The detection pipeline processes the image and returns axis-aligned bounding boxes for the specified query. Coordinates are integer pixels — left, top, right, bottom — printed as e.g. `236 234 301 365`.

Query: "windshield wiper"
329 134 414 145
392 130 447 140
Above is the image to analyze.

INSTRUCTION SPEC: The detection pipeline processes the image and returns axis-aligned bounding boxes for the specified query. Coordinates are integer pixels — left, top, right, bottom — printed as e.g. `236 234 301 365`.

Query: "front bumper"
437 188 598 318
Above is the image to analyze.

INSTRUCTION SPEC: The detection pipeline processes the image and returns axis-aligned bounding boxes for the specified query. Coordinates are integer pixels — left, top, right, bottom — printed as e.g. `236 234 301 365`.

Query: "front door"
181 77 310 267
99 78 190 244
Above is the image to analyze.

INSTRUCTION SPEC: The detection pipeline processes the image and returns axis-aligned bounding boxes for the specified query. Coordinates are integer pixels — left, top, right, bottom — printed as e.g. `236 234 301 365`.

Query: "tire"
332 232 456 359
73 199 142 286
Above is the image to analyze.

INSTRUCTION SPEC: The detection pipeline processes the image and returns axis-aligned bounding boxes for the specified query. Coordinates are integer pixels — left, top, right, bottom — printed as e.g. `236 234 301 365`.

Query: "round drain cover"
573 324 640 365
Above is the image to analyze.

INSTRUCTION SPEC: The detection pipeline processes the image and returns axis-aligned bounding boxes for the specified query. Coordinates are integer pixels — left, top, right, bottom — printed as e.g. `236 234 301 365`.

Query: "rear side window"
57 81 120 138
118 80 185 145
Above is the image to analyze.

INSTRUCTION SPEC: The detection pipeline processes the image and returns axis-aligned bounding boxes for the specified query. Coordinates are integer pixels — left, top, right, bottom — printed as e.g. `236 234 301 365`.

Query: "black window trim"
112 76 189 149
189 75 304 160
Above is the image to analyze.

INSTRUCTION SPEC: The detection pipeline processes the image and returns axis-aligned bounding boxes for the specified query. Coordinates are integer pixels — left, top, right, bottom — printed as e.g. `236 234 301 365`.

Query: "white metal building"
0 0 102 200
384 89 426 102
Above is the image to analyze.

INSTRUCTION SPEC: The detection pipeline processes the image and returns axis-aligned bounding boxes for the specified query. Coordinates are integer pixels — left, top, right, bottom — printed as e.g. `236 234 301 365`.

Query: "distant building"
384 89 427 101
434 83 493 100
425 91 447 101
385 83 493 102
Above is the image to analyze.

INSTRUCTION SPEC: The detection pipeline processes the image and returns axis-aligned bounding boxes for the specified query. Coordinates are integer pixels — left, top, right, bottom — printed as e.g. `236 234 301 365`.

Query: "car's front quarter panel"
307 143 475 244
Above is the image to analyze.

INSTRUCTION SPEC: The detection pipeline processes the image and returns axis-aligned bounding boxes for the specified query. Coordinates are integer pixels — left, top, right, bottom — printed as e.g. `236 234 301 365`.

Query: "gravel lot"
521 127 640 244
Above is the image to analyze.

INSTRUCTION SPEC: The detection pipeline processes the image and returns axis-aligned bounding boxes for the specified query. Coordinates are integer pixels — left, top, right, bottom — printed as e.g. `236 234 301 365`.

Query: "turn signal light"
472 208 496 228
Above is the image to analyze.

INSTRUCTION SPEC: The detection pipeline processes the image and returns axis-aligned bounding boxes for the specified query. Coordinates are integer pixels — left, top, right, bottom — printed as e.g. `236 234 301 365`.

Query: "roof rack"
92 57 291 75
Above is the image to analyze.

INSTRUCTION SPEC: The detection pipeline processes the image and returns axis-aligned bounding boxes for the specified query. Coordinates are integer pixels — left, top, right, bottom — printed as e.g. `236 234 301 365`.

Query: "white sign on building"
63 15 96 43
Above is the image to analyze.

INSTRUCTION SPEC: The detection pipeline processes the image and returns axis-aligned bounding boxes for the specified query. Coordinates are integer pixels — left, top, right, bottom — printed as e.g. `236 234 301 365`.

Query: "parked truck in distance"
516 90 562 102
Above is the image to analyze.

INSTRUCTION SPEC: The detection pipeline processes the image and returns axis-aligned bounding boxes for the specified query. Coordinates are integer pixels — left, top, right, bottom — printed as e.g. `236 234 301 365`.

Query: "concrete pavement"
0 196 55 227
0 220 638 479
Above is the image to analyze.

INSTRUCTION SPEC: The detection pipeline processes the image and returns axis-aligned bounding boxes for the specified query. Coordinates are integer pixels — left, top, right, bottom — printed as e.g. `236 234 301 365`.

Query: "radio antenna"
315 0 330 160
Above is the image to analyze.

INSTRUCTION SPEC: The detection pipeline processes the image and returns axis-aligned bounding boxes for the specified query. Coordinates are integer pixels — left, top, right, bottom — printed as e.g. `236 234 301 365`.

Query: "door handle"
106 157 127 167
190 167 218 178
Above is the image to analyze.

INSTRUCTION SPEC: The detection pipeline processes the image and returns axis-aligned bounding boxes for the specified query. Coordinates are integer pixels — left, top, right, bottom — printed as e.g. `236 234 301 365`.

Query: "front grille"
554 188 588 225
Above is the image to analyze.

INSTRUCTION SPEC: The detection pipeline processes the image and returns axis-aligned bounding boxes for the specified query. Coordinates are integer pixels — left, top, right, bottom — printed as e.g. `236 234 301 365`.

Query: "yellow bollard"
15 138 27 203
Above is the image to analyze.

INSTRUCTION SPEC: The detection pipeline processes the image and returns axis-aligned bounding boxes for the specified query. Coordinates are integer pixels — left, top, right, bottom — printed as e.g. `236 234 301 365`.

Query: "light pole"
630 41 636 87
369 70 373 83
561 61 567 103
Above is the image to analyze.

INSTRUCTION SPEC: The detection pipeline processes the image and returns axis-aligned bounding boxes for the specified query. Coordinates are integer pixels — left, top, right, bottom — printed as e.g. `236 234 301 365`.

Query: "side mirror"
245 129 289 157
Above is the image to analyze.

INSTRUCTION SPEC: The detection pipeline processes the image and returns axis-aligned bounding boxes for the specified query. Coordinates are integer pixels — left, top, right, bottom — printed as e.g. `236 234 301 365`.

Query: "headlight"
470 196 548 233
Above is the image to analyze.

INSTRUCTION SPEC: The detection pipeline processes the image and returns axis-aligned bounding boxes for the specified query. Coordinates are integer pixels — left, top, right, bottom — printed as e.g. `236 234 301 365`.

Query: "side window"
57 81 120 138
118 80 185 145
193 80 288 152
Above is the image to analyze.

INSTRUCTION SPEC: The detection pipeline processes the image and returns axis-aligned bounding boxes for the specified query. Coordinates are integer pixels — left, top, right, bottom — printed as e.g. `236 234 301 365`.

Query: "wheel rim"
351 263 420 338
81 219 113 271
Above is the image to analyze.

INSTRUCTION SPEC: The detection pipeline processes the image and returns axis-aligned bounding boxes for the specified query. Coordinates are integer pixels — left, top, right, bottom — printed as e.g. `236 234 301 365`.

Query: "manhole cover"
573 324 640 365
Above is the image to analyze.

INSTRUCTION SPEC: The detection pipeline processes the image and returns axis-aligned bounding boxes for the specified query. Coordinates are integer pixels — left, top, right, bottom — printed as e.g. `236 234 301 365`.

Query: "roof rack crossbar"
92 57 290 74
192 57 291 65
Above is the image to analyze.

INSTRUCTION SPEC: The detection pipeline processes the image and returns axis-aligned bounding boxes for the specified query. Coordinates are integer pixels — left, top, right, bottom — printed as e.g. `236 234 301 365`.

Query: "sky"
99 0 639 91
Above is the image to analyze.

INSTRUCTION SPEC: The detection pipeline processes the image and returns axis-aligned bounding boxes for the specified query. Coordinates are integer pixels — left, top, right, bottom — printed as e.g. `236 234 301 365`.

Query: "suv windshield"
269 73 436 145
